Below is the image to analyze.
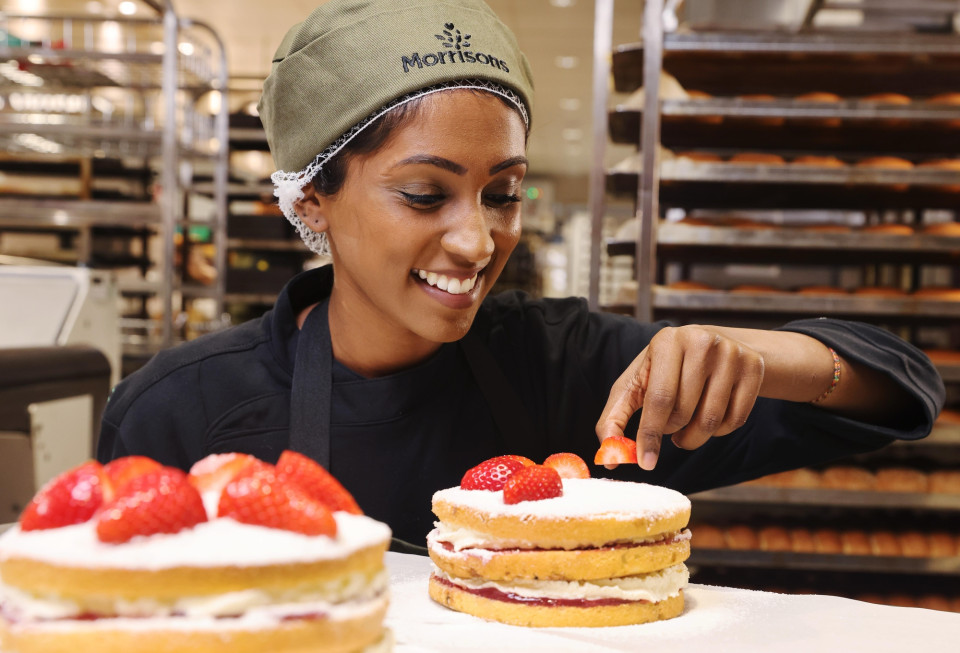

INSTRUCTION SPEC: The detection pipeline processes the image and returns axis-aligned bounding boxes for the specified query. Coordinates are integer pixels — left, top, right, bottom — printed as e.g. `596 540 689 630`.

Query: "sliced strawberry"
102 456 162 501
594 436 639 465
543 452 591 479
96 467 207 544
275 450 362 515
188 452 259 496
460 455 527 491
502 465 563 504
502 455 536 467
19 461 107 531
219 464 337 537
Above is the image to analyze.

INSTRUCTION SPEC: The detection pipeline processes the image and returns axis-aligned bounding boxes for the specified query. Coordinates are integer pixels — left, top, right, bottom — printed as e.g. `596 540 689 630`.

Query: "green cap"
258 0 535 173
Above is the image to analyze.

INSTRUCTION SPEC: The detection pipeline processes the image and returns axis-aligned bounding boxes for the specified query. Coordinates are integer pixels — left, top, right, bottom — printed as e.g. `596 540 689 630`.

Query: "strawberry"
219 463 337 537
275 450 362 515
543 452 590 479
188 452 259 496
502 455 536 467
594 436 638 465
102 456 162 501
96 467 207 544
460 455 527 491
502 465 563 504
19 461 107 531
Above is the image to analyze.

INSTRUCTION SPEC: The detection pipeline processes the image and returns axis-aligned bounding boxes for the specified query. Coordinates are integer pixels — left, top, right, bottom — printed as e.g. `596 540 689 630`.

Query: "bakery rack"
589 0 960 606
0 3 229 372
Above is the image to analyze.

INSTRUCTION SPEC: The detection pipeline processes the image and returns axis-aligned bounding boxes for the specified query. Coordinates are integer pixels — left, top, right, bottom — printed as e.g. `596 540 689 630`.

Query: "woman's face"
301 90 528 364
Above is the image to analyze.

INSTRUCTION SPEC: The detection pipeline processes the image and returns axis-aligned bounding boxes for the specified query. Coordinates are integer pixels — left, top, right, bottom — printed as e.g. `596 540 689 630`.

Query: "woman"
98 0 944 545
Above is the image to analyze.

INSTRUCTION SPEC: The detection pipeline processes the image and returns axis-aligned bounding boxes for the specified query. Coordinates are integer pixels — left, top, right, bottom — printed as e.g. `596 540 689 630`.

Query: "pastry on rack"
861 93 912 127
870 531 903 556
789 528 816 553
728 152 786 165
820 466 877 491
813 529 842 554
928 532 957 558
840 531 872 556
861 223 914 235
734 94 785 126
794 92 843 127
854 286 908 298
855 156 914 191
791 155 846 167
685 90 724 124
691 524 726 549
928 469 960 494
927 92 960 128
899 532 930 558
796 285 849 297
916 159 960 192
922 221 960 236
758 527 792 552
875 467 929 492
913 286 960 301
724 525 759 550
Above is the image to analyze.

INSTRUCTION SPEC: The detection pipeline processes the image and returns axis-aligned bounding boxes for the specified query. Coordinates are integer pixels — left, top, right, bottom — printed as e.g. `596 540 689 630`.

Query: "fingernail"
641 451 658 470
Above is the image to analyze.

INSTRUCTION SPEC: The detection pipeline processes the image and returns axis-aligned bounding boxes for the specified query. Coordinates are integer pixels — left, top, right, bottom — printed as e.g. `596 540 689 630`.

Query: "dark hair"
311 90 527 197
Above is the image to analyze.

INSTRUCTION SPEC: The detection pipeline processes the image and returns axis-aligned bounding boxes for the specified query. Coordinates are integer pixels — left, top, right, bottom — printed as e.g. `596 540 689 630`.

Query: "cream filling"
429 522 691 552
0 570 388 621
413 268 478 295
3 593 389 633
435 563 689 603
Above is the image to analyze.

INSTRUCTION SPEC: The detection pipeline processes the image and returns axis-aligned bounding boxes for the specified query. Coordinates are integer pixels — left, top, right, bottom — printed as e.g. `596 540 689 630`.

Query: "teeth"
413 269 479 295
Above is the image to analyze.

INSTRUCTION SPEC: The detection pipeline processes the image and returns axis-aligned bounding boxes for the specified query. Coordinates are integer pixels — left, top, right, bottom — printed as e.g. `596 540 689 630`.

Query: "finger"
635 344 685 471
713 355 764 436
662 346 711 435
595 351 650 443
671 371 734 450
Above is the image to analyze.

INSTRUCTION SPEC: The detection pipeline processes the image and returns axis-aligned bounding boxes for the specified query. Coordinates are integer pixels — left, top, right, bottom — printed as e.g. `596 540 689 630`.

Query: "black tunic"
97 265 944 544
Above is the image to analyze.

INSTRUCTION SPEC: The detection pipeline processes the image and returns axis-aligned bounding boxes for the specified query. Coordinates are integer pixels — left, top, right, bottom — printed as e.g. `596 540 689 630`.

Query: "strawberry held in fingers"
461 455 527 491
502 464 563 504
276 450 362 515
96 467 207 544
19 461 107 531
594 435 639 465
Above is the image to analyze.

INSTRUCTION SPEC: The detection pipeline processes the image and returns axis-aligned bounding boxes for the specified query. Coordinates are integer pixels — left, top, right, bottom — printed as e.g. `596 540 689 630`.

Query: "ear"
294 183 330 234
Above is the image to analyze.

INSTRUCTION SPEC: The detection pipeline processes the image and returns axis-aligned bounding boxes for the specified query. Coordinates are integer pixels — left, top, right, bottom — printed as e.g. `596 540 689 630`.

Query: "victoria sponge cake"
427 452 691 627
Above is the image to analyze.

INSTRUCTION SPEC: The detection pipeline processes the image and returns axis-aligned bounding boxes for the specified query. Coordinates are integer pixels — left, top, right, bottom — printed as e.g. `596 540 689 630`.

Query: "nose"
441 201 496 263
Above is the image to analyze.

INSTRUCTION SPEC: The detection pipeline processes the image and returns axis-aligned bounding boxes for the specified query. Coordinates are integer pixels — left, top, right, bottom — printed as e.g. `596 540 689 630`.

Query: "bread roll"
927 532 957 558
724 525 759 550
801 223 852 233
758 527 792 552
927 93 960 128
813 529 842 554
730 284 785 294
735 94 785 126
861 93 912 126
922 221 960 236
899 531 930 558
729 152 786 165
692 524 726 549
870 531 902 556
928 470 960 494
667 280 715 291
820 466 877 491
923 349 960 365
913 286 960 301
886 595 917 608
875 468 929 493
854 286 907 298
861 223 914 235
855 156 914 191
796 286 849 297
916 159 960 192
916 595 952 612
686 90 723 124
676 151 724 163
791 155 846 167
840 530 872 555
789 528 816 553
795 92 843 127
935 408 960 425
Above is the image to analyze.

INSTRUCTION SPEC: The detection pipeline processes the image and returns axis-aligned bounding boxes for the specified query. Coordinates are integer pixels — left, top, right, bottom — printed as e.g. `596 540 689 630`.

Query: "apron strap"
289 300 333 469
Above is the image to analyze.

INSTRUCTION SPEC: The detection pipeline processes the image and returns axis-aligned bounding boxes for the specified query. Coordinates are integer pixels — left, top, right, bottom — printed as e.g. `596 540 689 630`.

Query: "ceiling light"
118 1 137 15
554 55 579 69
178 41 195 56
549 0 577 7
559 98 581 111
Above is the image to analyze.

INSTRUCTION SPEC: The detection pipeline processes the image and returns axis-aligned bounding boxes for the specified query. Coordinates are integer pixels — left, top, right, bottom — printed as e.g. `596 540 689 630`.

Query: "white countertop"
385 551 960 653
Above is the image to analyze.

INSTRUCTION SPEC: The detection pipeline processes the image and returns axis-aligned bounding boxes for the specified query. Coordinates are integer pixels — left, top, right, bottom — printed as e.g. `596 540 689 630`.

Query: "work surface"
385 551 960 653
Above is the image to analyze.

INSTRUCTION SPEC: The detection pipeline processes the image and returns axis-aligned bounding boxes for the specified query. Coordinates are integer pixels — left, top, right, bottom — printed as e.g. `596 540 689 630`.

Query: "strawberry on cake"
0 451 392 653
427 450 692 627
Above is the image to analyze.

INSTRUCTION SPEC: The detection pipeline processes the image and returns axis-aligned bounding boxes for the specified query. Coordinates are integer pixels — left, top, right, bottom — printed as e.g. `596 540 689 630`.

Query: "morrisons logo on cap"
401 22 510 73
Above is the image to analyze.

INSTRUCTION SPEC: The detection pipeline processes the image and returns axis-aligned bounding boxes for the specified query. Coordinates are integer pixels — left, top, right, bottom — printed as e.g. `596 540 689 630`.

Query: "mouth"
411 268 482 296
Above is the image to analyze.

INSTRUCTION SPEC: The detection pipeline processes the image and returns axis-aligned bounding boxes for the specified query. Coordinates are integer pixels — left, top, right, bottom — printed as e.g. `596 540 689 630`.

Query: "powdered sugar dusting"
0 512 391 570
433 478 690 521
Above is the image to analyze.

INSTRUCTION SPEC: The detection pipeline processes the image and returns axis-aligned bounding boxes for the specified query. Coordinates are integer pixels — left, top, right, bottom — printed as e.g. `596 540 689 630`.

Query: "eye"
399 191 445 209
485 193 522 208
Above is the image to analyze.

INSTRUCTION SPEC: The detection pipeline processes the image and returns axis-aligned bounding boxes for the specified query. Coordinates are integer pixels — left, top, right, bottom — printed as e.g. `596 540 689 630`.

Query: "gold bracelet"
812 347 841 403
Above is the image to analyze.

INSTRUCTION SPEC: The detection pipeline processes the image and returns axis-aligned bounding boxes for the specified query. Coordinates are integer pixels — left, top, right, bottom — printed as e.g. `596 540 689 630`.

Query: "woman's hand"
596 325 765 471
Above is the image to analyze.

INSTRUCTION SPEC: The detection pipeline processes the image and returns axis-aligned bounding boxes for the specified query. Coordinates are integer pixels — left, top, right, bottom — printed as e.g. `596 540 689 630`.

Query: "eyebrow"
393 154 528 176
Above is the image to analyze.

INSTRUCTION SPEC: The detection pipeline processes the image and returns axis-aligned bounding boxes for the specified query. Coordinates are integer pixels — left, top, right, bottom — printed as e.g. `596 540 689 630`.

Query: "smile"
412 269 479 295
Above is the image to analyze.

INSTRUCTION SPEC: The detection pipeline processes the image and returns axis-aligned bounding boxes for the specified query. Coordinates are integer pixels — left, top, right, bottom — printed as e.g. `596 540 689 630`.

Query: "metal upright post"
636 0 665 323
161 1 178 347
588 0 615 311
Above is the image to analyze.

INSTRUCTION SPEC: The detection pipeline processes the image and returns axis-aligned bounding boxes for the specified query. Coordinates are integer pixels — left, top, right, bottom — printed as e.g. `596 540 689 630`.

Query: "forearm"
706 326 914 422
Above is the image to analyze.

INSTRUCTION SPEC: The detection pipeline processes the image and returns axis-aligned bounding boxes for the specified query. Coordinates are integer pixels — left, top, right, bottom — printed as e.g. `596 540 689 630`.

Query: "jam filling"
0 601 327 625
432 574 649 608
439 533 684 554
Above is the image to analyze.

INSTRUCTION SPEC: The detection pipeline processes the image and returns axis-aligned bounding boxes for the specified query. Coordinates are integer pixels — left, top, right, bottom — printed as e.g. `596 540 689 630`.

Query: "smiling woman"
97 0 943 554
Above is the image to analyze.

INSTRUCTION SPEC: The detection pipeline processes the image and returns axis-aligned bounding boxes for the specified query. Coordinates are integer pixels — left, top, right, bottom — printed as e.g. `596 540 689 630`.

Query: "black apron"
287 299 537 554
